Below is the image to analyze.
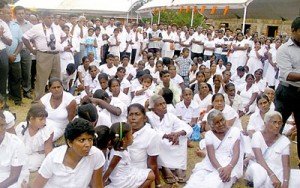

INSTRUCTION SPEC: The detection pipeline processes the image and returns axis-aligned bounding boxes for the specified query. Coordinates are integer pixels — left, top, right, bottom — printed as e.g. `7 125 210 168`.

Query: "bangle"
217 167 222 171
156 184 162 188
228 163 234 168
283 179 289 182
269 173 275 178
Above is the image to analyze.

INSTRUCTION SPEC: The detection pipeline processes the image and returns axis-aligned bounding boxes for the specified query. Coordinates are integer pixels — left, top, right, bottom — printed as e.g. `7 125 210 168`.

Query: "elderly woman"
185 110 243 188
25 118 105 188
193 82 213 117
245 111 299 188
127 103 162 187
237 74 259 115
147 95 192 184
247 94 271 138
0 112 29 188
40 78 76 141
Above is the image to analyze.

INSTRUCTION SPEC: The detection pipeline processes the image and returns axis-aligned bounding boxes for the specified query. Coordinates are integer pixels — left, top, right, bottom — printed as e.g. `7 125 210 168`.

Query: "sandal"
177 175 187 183
162 175 178 184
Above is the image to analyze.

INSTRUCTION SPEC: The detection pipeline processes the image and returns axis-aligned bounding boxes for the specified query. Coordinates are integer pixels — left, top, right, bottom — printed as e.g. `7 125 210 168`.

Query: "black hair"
62 25 70 31
245 73 255 80
182 47 190 53
88 65 97 71
291 17 300 31
141 74 153 82
108 78 120 88
159 70 170 78
66 63 76 75
98 73 109 81
78 103 98 123
161 88 173 105
106 54 115 60
82 56 89 64
127 103 146 117
212 93 225 103
121 55 129 60
144 69 151 75
256 94 270 105
94 126 110 150
162 57 171 67
22 104 48 136
64 118 95 146
48 77 63 87
93 89 109 100
224 82 235 91
110 122 131 151
13 5 25 14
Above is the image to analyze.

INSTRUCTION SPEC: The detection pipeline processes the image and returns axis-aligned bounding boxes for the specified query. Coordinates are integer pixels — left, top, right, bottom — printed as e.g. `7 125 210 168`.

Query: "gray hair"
78 15 86 21
149 94 164 109
182 88 193 95
207 110 223 128
264 110 282 124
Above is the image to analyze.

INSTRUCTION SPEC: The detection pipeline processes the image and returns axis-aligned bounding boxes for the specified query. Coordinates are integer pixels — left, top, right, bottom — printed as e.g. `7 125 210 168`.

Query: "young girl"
77 56 91 91
115 67 131 95
15 104 53 179
103 122 155 188
109 78 131 106
152 60 164 85
131 74 154 106
0 94 15 133
84 65 100 97
85 27 98 60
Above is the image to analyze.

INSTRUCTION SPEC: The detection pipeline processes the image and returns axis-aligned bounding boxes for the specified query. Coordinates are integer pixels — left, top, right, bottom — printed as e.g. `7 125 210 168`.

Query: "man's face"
2 7 12 22
43 15 54 27
292 28 300 43
15 9 25 22
109 19 114 26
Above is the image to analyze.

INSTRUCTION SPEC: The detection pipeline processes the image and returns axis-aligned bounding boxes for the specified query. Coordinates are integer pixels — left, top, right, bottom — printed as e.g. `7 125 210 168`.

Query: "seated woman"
254 69 267 94
211 74 224 94
0 112 29 188
185 110 243 188
193 82 213 119
245 111 299 188
247 94 271 138
237 74 259 115
40 78 76 141
108 78 131 106
147 95 192 184
127 104 162 187
190 72 206 95
25 118 105 188
15 104 53 184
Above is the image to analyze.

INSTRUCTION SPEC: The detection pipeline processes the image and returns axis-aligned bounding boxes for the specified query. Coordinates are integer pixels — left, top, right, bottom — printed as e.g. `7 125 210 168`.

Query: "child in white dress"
104 122 155 188
131 74 154 106
15 104 53 184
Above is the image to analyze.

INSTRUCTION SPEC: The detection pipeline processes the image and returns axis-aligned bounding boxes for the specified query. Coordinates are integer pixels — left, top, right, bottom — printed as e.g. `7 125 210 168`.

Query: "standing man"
275 17 300 165
22 11 66 103
14 6 33 99
3 5 23 105
191 26 205 60
148 23 162 55
0 2 12 107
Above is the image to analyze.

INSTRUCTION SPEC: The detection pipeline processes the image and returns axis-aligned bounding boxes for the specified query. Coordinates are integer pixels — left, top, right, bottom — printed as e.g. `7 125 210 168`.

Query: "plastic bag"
190 124 201 141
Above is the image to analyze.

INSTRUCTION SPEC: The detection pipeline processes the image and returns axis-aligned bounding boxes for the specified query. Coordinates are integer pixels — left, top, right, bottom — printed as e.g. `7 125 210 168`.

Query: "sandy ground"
8 97 298 188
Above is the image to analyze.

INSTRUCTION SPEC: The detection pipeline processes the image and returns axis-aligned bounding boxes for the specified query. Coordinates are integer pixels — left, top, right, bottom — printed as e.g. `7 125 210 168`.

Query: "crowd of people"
0 1 300 187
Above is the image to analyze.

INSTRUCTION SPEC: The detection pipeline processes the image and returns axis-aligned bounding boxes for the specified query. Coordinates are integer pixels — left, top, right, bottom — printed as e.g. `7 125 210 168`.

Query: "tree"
143 9 206 28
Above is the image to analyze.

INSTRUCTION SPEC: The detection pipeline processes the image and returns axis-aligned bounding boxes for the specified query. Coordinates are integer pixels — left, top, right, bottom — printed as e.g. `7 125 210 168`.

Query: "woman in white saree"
185 110 243 188
245 111 299 188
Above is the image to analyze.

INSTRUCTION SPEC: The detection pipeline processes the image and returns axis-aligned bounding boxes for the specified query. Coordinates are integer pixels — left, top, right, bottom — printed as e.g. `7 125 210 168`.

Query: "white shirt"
73 24 88 44
204 40 215 56
247 111 264 132
0 133 29 187
162 32 175 51
39 145 105 188
23 23 66 52
191 32 205 53
214 37 224 54
99 65 117 79
0 19 12 50
128 124 160 169
193 93 212 114
175 100 200 124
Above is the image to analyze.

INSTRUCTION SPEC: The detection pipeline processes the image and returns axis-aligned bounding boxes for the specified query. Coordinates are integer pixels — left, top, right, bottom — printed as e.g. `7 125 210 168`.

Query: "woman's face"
117 69 125 80
110 80 120 96
127 106 147 131
169 67 176 77
265 115 282 135
148 57 155 65
89 67 98 79
265 89 275 102
211 114 227 134
255 42 261 49
199 83 209 96
213 76 221 87
83 58 90 68
49 81 63 97
257 97 270 113
212 95 225 111
225 63 232 71
156 63 163 71
183 90 193 103
68 132 94 157
63 27 69 35
142 78 152 89
246 76 254 85
218 59 223 66
99 78 108 90
254 71 262 81
237 34 244 41
30 116 46 129
210 63 217 72
196 74 205 83
204 69 211 80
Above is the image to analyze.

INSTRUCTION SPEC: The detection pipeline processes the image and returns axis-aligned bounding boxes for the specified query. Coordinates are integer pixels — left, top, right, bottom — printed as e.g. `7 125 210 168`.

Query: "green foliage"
142 9 205 28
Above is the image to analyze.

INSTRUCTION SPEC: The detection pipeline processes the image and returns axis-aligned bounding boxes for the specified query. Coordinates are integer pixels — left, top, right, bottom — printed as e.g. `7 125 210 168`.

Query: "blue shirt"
6 21 23 62
176 56 192 76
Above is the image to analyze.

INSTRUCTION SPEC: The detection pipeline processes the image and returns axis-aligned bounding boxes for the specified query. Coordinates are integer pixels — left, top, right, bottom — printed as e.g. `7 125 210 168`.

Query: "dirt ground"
8 97 299 188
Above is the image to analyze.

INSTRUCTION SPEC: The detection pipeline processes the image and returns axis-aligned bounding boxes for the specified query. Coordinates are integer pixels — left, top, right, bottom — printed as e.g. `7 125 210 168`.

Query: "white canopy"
14 0 64 10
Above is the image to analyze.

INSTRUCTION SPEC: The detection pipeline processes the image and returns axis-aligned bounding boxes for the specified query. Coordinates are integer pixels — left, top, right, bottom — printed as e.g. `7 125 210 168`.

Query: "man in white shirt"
106 17 116 36
214 30 224 62
191 26 205 60
73 16 87 63
22 11 66 103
